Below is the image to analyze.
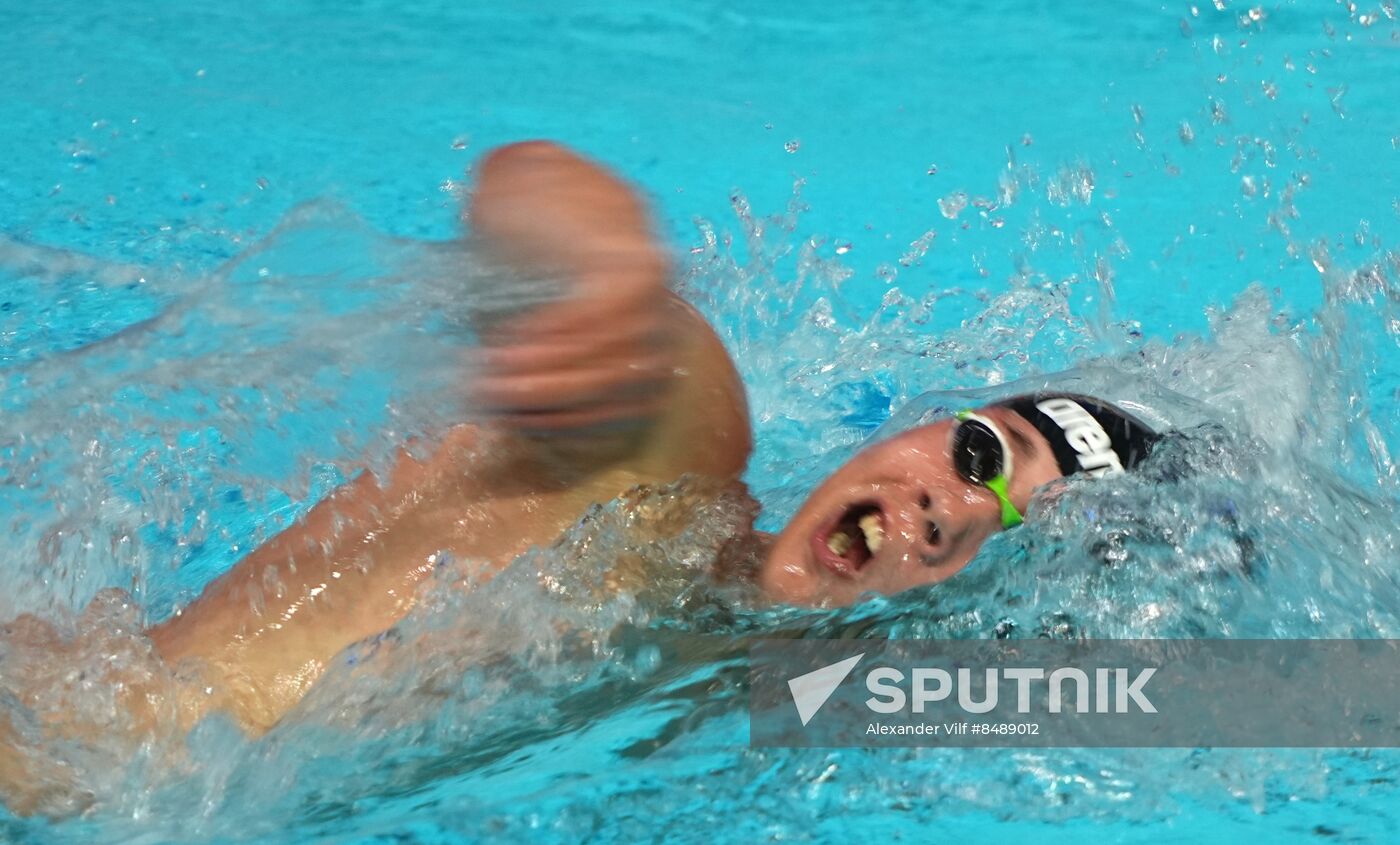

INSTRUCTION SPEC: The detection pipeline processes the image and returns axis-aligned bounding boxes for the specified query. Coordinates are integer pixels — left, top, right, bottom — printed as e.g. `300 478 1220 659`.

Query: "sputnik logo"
787 653 865 726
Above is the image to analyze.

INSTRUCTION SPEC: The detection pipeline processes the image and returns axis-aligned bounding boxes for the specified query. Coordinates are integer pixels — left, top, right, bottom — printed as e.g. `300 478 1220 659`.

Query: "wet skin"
151 143 1064 731
761 410 1062 606
3 142 1065 784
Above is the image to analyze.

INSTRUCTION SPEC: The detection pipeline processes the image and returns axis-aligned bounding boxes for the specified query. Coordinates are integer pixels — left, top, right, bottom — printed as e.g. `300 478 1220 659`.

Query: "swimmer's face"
760 407 1062 606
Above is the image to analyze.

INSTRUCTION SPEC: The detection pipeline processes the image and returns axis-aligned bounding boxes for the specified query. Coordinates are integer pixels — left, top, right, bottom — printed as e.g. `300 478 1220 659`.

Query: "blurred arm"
143 142 751 733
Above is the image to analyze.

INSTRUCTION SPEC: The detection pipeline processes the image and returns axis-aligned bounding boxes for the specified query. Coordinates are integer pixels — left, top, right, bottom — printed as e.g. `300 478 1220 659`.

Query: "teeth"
827 530 852 555
859 514 884 553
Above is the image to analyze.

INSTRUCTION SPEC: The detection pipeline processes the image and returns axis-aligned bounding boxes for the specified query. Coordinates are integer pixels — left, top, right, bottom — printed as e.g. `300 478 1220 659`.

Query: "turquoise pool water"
2 0 1400 842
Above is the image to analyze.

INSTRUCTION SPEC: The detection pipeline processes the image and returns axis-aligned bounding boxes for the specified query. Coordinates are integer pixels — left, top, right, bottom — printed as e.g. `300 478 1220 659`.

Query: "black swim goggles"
951 410 1024 529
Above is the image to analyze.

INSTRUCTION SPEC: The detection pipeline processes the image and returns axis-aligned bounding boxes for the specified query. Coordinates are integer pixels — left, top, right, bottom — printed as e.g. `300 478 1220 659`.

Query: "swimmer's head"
759 394 1158 605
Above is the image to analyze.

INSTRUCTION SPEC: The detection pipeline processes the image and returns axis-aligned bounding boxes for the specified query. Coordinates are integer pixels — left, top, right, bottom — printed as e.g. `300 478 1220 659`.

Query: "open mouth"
813 501 886 576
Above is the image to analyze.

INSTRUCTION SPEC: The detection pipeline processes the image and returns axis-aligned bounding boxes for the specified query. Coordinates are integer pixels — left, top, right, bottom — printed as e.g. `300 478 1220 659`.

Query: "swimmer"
0 142 1161 812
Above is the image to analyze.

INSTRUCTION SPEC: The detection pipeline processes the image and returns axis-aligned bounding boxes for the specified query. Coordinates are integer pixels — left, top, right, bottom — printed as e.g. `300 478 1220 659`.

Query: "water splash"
0 201 565 621
2 5 1400 841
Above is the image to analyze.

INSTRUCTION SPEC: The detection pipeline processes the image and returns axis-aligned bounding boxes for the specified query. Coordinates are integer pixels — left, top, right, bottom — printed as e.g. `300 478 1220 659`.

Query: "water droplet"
1327 85 1348 118
1131 104 1145 125
926 163 938 175
783 139 800 153
195 68 206 78
1248 6 1265 21
938 191 968 219
898 231 936 266
256 176 269 190
1261 80 1278 99
1213 0 1227 10
1241 175 1258 197
834 243 851 255
1021 133 1033 146
1210 97 1230 125
1178 120 1196 144
451 136 469 151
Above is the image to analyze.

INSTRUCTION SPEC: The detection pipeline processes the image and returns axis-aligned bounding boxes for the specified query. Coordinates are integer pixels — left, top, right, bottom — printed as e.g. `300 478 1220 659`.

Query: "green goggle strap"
983 474 1024 529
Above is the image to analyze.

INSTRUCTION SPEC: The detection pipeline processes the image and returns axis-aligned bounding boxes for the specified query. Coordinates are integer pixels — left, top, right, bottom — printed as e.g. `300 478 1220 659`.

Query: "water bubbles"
1178 121 1196 144
926 163 938 176
450 136 470 151
255 177 270 190
1261 79 1278 99
1240 175 1258 197
783 139 801 154
834 243 851 255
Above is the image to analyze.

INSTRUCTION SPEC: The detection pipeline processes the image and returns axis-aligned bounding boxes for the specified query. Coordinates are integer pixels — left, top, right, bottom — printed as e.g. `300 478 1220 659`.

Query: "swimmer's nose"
911 485 982 563
914 489 942 549
907 489 940 554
